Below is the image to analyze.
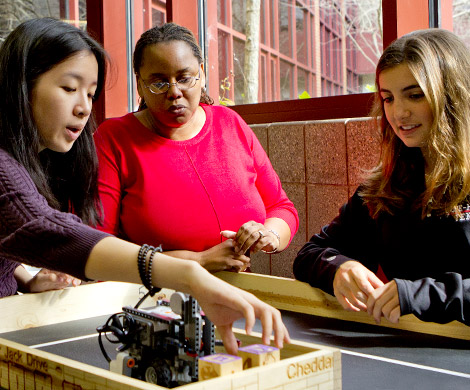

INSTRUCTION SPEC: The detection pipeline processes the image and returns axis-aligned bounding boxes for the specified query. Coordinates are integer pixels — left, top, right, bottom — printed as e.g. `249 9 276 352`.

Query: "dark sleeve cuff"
395 274 470 325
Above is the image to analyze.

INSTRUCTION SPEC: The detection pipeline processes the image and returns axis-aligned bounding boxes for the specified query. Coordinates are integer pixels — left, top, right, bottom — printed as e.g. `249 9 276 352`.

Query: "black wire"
96 312 137 363
134 290 152 309
97 326 112 363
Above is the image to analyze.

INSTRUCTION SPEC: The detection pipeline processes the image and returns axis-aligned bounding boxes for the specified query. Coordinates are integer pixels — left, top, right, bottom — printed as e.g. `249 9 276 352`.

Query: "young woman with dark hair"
0 18 289 354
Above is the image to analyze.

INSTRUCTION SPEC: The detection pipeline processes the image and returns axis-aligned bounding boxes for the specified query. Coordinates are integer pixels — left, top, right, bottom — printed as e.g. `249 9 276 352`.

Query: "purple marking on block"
238 344 279 354
200 354 242 364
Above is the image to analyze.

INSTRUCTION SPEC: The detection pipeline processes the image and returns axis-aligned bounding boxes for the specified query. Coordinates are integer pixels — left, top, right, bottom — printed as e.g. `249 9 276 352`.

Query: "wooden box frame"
0 279 341 390
0 333 340 390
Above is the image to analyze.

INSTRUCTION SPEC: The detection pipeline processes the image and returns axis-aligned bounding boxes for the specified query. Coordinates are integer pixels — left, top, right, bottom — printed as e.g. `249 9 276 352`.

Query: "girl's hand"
189 267 290 355
27 268 81 293
333 261 384 312
366 280 401 324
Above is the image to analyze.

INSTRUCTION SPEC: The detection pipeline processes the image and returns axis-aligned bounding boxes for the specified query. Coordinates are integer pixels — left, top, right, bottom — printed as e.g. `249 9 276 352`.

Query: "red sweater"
95 104 298 251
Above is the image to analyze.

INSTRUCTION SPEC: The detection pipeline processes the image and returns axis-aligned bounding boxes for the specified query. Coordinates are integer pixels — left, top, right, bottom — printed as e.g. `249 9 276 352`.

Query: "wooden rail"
216 272 470 341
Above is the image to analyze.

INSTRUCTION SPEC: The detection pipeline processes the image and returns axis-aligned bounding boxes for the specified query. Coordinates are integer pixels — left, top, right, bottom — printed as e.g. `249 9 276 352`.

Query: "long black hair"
0 18 108 225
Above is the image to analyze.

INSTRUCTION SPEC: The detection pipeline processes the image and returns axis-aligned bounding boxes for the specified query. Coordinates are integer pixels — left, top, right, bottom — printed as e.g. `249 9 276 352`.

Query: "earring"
202 86 207 94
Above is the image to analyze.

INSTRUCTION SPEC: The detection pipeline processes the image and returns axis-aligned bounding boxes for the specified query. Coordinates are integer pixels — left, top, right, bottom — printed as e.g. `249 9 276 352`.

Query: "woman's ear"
200 63 206 90
136 74 144 98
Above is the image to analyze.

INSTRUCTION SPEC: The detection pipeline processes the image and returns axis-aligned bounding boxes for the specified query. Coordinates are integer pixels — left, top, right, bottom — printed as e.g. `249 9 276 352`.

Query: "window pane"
260 53 268 101
270 0 277 48
152 0 167 28
279 0 291 57
218 30 234 105
271 57 278 100
296 2 307 65
233 38 246 103
343 1 382 93
233 0 246 34
215 0 382 105
0 0 87 41
218 30 231 82
297 68 310 98
260 0 267 44
218 0 229 24
453 1 470 47
280 59 294 100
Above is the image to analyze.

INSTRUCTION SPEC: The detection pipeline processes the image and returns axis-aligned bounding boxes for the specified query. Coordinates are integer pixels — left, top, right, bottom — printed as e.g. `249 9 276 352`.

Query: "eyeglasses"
141 70 201 95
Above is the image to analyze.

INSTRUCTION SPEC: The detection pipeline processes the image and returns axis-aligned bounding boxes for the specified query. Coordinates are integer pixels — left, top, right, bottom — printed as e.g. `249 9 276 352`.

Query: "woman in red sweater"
95 23 299 272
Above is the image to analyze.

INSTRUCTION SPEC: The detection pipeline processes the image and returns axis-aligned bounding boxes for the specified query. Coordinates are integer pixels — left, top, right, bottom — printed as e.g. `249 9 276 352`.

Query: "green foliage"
219 77 235 106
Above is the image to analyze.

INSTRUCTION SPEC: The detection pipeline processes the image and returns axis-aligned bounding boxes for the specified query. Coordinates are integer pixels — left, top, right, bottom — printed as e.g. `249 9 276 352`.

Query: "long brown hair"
360 29 470 219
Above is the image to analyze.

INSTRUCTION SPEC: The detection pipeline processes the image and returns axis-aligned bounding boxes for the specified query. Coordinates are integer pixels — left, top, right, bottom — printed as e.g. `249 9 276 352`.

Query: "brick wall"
249 117 380 278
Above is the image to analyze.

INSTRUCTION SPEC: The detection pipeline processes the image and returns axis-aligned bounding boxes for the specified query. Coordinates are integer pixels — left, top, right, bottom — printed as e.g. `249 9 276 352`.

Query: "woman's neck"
139 106 206 141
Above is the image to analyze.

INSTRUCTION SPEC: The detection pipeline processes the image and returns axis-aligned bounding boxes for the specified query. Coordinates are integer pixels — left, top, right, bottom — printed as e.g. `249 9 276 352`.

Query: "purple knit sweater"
0 148 109 297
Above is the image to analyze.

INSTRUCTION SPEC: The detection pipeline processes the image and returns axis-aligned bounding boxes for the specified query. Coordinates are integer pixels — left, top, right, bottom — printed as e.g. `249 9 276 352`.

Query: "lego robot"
97 291 215 388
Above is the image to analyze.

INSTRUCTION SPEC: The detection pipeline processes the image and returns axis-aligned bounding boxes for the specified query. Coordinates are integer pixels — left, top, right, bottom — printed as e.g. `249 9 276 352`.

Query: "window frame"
87 0 434 124
229 0 431 123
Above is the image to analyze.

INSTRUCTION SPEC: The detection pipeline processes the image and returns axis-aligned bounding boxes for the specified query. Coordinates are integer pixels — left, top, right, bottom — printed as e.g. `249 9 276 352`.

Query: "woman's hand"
333 260 384 312
366 280 401 324
26 268 81 293
85 237 289 356
198 240 251 272
188 266 290 355
221 221 280 256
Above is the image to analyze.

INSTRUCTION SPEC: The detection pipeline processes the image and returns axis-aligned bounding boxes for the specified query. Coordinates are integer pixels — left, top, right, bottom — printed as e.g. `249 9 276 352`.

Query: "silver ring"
258 230 264 238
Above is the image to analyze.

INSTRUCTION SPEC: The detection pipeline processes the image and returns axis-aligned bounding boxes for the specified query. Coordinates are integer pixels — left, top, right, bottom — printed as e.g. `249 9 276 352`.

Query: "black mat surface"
2 311 469 389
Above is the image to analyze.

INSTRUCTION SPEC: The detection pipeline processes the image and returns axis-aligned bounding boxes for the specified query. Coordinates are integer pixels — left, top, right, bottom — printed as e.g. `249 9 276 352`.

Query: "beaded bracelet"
137 244 162 296
137 244 151 288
